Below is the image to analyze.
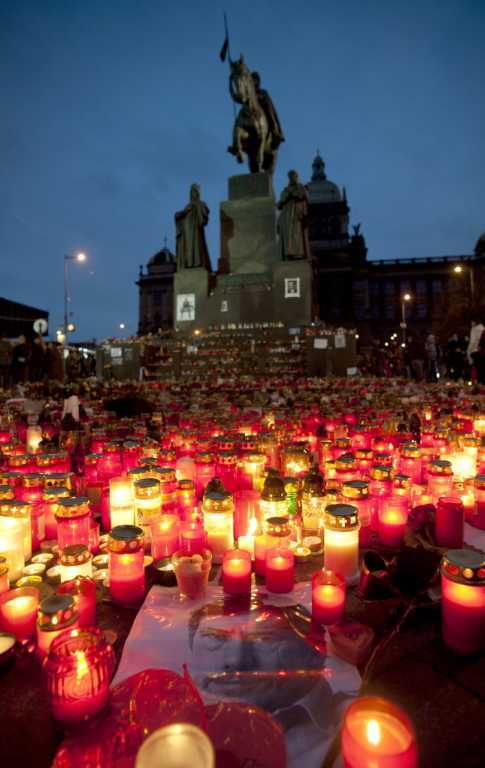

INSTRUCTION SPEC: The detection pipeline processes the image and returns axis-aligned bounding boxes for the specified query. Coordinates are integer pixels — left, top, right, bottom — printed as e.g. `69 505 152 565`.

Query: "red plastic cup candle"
342 696 418 768
441 549 485 655
0 586 40 640
108 525 145 606
43 487 70 540
55 497 91 551
59 577 96 628
44 627 116 725
172 549 212 599
312 570 346 625
471 475 485 529
265 547 294 593
222 549 252 594
180 521 206 555
150 514 180 559
427 459 453 503
435 497 464 548
378 496 408 548
60 544 93 583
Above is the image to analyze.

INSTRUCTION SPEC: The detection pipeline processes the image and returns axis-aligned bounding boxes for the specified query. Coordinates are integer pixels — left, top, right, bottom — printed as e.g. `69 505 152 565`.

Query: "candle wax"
312 583 345 625
343 710 417 768
0 595 38 640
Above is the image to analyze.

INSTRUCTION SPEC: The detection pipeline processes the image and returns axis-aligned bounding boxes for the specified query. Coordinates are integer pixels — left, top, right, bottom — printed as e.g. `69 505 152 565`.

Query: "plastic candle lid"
324 503 359 530
441 549 485 584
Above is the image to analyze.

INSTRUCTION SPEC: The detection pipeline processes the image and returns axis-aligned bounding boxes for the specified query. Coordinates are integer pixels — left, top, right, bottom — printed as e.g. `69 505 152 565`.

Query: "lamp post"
63 252 86 352
453 263 475 307
400 293 412 346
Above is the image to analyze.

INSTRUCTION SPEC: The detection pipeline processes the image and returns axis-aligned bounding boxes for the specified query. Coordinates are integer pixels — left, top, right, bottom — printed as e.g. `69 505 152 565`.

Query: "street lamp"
400 292 412 346
453 263 475 306
63 252 86 351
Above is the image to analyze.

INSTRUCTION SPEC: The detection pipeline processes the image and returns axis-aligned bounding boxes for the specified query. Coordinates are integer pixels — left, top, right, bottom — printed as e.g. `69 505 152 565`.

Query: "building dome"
307 152 343 204
148 246 175 267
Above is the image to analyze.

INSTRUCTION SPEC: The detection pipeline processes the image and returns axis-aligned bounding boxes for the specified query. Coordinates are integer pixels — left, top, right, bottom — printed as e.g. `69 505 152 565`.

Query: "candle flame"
366 719 381 746
75 649 88 681
248 517 257 536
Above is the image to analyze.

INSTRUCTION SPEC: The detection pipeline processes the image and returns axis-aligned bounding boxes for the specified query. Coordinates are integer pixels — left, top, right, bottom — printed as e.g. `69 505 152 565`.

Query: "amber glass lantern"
55 497 91 550
260 475 287 523
301 470 325 535
44 627 116 725
202 491 234 564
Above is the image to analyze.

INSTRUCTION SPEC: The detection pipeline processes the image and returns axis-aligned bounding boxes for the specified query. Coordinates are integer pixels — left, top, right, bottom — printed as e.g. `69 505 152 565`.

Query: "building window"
432 279 443 293
416 279 427 318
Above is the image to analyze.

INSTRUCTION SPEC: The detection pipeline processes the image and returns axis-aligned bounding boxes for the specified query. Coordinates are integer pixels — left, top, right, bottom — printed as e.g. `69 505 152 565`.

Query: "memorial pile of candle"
0 377 483 729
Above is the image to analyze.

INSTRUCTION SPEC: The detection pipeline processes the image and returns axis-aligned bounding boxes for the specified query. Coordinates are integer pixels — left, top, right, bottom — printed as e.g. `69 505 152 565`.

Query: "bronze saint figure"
277 170 310 260
227 56 283 174
175 184 211 270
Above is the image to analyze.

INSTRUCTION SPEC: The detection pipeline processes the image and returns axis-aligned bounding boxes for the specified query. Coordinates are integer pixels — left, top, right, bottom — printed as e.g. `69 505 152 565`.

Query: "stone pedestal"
272 259 313 327
173 268 209 332
220 172 278 275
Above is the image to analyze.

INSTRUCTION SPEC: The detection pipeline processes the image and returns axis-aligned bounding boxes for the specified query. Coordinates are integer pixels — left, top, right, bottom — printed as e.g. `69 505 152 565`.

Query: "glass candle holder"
0 556 8 594
172 549 212 599
471 475 485 530
312 570 346 625
441 549 485 655
109 476 135 528
203 491 234 564
60 544 93 583
134 723 215 768
254 516 291 576
44 627 116 725
369 466 393 529
122 440 143 472
158 468 178 514
43 487 70 540
342 695 418 768
58 576 96 627
56 497 91 551
239 452 266 492
177 479 196 520
222 549 252 595
281 444 311 478
216 451 238 493
427 460 453 503
283 477 298 518
37 594 79 660
180 521 206 555
134 478 162 543
378 495 408 548
97 442 123 482
0 586 40 640
335 455 359 484
108 525 145 606
0 500 32 561
260 475 287 523
324 503 360 584
265 546 295 593
355 449 373 476
342 480 371 528
150 514 180 560
195 452 216 499
0 516 25 582
435 497 464 548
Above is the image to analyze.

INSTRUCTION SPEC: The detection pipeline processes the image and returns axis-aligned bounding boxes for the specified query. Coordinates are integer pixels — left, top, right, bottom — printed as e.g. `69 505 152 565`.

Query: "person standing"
0 335 12 389
467 319 484 379
47 342 64 382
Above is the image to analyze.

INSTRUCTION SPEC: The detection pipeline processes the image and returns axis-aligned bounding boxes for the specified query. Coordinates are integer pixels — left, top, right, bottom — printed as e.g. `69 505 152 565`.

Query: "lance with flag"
219 12 231 63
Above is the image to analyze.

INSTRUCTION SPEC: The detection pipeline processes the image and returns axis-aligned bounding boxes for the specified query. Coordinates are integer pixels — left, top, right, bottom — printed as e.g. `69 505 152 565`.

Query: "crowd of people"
0 334 95 388
360 319 485 384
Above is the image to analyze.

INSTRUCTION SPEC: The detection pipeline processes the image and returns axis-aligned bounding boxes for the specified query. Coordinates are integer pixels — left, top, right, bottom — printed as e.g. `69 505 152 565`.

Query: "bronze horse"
228 56 276 174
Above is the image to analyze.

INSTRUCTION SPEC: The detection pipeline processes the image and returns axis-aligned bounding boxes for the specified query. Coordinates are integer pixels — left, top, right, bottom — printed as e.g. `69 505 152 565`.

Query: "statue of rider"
251 71 285 151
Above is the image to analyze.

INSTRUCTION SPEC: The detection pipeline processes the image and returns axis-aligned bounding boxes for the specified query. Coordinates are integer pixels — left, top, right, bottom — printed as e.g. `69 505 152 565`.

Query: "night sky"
1 0 484 341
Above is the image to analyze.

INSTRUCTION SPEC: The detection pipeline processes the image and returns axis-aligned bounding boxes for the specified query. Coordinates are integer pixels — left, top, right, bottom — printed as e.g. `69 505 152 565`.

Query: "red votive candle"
150 514 179 560
180 521 206 555
265 547 294 593
342 695 418 768
37 594 79 660
0 586 40 640
55 497 91 550
58 576 96 628
378 497 408 548
435 497 464 548
312 570 345 625
441 549 485 655
44 627 116 725
222 549 252 594
108 525 145 606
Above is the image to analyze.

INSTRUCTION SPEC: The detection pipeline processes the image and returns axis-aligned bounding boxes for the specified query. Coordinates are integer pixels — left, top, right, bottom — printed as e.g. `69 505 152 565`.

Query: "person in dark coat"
11 335 29 384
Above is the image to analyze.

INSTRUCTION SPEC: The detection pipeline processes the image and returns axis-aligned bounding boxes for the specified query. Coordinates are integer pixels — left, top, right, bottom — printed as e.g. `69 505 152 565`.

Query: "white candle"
135 723 215 768
0 517 25 582
324 504 360 584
